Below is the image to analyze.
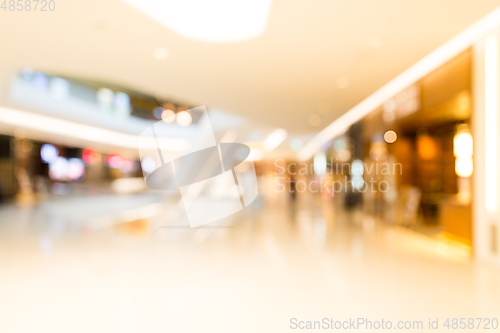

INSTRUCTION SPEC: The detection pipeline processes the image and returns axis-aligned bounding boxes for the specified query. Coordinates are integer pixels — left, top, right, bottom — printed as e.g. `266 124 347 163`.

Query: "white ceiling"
1 0 499 135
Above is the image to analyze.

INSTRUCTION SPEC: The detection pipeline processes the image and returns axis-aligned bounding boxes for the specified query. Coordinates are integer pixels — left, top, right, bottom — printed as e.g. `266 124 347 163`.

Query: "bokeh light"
107 153 123 169
384 130 397 143
82 148 97 165
161 109 176 123
49 157 69 181
41 144 59 164
97 88 114 108
67 158 85 180
154 107 164 119
120 159 134 173
141 156 156 174
176 111 192 126
290 139 303 152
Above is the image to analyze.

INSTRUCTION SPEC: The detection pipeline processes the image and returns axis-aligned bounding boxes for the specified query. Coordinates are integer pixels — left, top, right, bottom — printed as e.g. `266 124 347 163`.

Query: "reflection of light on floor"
314 218 326 247
362 216 376 231
436 232 472 259
385 226 471 262
436 242 449 255
350 236 364 260
193 228 230 243
89 203 163 230
1 192 499 332
111 218 150 238
39 234 53 254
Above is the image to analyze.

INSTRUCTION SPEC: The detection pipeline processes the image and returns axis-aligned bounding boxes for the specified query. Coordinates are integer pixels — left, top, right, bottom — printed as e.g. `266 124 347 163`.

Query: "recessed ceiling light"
153 47 169 60
308 114 321 127
122 0 272 43
336 77 350 89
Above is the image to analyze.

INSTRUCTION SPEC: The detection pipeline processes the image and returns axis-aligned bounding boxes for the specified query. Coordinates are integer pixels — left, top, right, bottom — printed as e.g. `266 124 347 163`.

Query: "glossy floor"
0 192 499 332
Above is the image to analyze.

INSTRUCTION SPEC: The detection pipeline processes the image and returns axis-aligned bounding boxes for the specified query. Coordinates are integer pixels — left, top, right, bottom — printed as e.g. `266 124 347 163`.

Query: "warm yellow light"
161 109 176 123
384 130 397 143
453 132 473 159
417 136 438 160
176 111 192 127
455 158 473 178
453 128 473 178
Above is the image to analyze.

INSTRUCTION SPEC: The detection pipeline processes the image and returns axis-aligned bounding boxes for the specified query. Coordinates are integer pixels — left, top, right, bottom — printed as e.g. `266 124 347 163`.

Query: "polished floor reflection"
0 191 499 333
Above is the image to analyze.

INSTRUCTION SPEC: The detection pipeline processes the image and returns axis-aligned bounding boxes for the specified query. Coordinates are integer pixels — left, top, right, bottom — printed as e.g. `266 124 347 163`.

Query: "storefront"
361 49 473 248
